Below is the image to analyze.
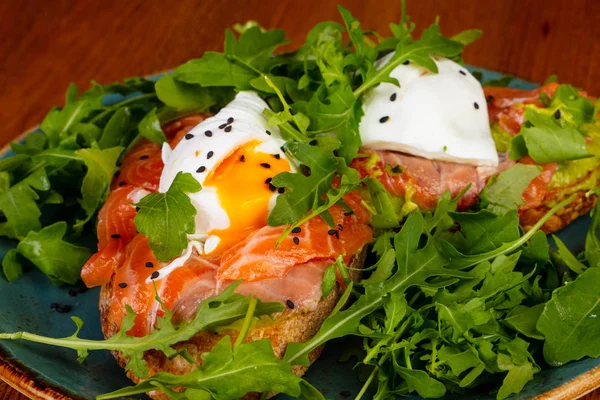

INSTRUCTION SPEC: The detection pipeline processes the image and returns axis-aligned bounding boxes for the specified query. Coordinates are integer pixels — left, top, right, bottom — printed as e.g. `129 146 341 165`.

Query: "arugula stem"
234 297 257 349
275 186 345 246
457 193 577 269
355 364 378 400
0 331 134 351
88 93 157 124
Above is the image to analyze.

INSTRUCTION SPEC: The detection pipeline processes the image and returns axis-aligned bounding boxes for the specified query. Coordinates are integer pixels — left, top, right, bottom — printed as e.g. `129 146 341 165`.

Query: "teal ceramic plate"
1 68 600 400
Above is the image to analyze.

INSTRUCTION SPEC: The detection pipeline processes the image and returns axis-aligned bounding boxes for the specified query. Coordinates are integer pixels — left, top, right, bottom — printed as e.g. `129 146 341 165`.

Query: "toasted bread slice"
99 251 366 400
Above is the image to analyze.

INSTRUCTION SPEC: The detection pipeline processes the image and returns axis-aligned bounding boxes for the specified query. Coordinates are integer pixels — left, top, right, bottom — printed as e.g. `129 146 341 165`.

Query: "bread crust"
100 251 366 400
520 190 597 234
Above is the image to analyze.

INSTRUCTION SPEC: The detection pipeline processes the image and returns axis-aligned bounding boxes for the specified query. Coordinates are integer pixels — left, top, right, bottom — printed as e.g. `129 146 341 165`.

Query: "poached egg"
160 91 293 257
359 55 498 167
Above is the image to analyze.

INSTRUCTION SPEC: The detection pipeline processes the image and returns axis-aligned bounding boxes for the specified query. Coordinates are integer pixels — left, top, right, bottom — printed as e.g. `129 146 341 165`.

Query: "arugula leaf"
134 172 201 261
550 84 595 125
364 178 400 230
496 350 536 400
537 266 600 366
73 146 123 231
267 142 337 226
1 249 23 282
174 53 257 90
502 304 544 340
0 168 50 240
0 283 284 379
155 75 217 112
15 222 91 285
40 85 103 147
449 210 520 254
99 337 303 400
585 199 600 268
518 108 591 163
98 107 131 149
479 164 541 214
321 265 336 298
138 108 167 144
224 26 288 70
552 235 587 275
482 75 514 87
451 29 482 46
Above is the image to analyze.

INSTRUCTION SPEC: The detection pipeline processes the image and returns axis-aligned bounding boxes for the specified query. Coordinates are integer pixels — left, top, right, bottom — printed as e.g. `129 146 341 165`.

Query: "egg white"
159 91 292 254
359 55 499 167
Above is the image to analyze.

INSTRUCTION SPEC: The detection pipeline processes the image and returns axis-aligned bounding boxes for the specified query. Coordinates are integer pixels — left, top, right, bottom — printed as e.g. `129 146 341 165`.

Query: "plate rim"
1 68 599 400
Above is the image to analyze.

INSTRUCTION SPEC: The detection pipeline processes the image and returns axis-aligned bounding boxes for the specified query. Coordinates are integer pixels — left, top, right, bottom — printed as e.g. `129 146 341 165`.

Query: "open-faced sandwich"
81 92 373 398
351 56 600 233
1 4 600 400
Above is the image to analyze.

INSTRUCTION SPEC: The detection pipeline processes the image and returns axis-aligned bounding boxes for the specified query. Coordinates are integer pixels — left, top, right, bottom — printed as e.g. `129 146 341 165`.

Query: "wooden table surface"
1 0 600 399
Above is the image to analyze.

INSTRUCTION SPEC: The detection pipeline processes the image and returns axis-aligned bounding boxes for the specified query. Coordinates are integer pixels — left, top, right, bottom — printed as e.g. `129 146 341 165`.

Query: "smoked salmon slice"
217 195 372 282
81 185 140 288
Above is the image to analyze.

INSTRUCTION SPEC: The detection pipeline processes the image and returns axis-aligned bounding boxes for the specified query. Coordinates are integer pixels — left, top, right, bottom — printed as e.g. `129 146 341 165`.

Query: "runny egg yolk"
203 140 290 255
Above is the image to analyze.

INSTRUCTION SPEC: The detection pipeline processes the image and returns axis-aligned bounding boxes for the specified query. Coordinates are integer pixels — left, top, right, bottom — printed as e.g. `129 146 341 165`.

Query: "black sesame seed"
207 151 214 159
227 117 234 124
379 116 390 123
114 170 120 177
391 165 401 173
293 237 300 245
337 224 344 231
219 123 227 129
260 163 271 169
278 187 285 194
273 154 281 160
474 102 480 110
145 261 154 268
266 130 272 136
50 303 59 310
459 70 467 76
292 227 302 234
68 289 78 297
240 155 246 162
554 109 561 119
344 210 355 216
110 234 121 239
265 177 272 184
390 93 397 102
402 60 410 65
204 130 213 137
118 181 127 187
185 133 194 140
135 206 140 212
118 282 128 289
286 299 295 309
197 166 206 173
224 125 232 133
309 139 318 146
486 95 494 103
328 229 338 236
139 154 149 160
59 305 72 314
151 271 160 279
269 183 277 192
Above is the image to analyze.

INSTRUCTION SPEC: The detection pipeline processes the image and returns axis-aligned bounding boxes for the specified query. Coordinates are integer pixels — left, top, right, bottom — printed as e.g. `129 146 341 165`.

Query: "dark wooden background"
1 0 599 398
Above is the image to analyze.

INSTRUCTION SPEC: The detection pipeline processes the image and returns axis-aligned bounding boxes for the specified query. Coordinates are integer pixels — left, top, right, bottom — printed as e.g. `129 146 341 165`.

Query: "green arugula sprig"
282 194 579 400
134 172 201 261
0 283 284 379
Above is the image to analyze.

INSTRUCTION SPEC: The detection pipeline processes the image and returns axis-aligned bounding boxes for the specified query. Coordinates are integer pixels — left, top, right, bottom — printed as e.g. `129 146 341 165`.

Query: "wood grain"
1 0 599 399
